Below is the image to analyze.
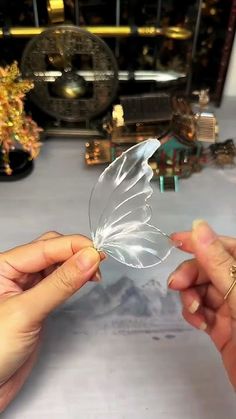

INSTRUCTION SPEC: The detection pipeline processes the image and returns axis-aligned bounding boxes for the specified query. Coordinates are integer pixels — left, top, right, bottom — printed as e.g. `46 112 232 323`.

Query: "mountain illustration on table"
64 277 182 321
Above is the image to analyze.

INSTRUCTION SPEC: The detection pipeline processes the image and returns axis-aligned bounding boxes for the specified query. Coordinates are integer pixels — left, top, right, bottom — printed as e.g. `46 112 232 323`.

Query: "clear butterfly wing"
89 138 176 268
100 223 176 268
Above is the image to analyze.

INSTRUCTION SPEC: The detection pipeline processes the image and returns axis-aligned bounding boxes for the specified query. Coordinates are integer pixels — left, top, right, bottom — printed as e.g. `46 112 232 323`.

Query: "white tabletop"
1 97 236 418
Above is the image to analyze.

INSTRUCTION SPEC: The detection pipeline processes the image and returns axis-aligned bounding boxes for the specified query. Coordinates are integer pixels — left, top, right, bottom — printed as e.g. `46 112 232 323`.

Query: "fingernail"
188 300 200 314
90 271 102 282
167 275 175 287
192 219 205 230
174 240 183 248
192 219 216 246
95 271 102 281
76 247 99 272
100 252 107 261
199 322 207 331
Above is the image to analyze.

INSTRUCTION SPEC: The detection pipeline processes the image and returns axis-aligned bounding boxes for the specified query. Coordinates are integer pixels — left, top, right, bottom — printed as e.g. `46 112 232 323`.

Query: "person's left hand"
0 232 101 412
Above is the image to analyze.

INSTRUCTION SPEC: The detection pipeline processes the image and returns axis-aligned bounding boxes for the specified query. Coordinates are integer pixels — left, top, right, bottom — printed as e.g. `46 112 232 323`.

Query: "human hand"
168 220 236 390
0 232 101 411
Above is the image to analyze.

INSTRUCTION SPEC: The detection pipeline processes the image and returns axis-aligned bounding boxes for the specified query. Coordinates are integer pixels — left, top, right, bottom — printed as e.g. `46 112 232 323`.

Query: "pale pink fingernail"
167 275 175 287
188 300 200 314
199 322 207 331
95 271 102 281
76 247 99 272
192 219 216 246
100 252 107 261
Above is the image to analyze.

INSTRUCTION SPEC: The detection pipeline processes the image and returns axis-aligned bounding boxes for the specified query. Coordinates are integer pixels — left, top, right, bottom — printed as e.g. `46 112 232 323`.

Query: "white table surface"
1 97 236 418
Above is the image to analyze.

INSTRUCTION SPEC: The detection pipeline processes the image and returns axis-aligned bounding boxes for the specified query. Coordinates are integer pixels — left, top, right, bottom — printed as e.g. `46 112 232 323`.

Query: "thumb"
191 220 236 308
19 247 100 323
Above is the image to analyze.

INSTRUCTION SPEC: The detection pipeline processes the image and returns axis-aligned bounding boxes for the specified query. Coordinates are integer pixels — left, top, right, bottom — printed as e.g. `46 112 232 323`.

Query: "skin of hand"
168 220 236 390
0 231 102 412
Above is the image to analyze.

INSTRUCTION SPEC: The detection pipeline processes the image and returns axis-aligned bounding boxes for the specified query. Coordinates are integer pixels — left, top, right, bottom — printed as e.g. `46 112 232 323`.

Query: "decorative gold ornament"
0 26 192 40
52 72 87 99
47 0 65 23
85 140 111 165
112 105 124 128
0 62 42 175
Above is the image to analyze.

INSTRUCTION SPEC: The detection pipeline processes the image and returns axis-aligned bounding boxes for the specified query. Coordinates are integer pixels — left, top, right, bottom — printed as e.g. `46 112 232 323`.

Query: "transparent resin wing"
89 138 176 268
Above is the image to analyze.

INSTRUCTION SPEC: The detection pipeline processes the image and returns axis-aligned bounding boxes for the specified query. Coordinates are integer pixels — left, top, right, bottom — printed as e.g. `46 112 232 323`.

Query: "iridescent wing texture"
89 138 176 268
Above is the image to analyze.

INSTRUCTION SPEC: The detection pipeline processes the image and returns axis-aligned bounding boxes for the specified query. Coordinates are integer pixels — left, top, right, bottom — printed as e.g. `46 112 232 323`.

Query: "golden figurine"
0 62 42 175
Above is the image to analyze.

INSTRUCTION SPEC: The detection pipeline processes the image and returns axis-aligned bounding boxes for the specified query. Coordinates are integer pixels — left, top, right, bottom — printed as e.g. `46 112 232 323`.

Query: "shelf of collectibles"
85 90 236 191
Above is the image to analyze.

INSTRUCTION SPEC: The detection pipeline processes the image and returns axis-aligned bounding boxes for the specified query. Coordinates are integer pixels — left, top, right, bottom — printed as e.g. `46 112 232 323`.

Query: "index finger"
171 231 236 257
0 234 93 279
168 258 209 291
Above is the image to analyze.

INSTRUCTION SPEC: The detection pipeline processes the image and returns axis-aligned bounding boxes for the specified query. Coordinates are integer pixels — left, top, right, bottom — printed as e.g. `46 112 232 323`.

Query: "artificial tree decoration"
0 61 42 175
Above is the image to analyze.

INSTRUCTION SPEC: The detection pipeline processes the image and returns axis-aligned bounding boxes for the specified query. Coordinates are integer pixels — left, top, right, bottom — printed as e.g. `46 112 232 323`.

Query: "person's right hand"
168 220 236 390
0 232 102 412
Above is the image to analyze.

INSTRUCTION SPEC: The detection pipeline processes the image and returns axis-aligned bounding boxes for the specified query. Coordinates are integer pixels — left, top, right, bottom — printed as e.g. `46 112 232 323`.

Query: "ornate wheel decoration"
21 25 118 122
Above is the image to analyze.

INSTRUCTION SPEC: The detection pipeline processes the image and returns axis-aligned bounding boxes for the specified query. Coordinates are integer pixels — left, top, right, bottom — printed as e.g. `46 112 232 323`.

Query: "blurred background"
0 0 235 132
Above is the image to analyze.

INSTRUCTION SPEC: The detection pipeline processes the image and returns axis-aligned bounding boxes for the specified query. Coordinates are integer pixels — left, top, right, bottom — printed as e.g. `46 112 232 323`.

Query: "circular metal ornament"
21 26 118 122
